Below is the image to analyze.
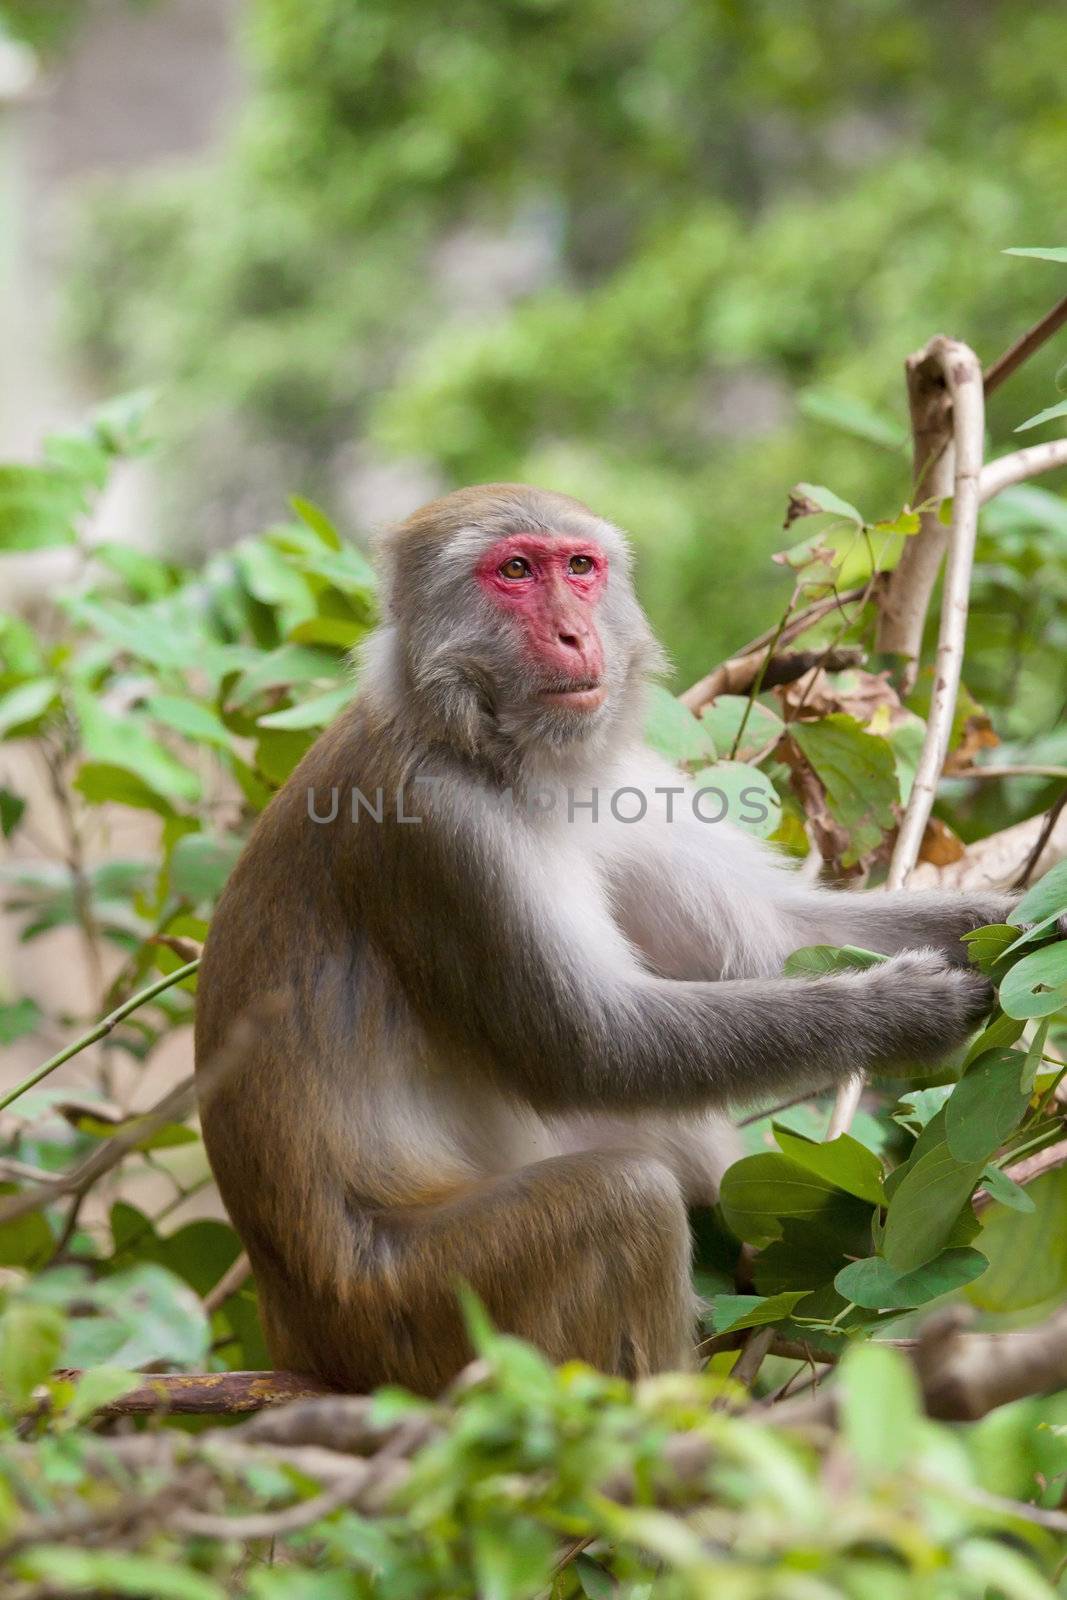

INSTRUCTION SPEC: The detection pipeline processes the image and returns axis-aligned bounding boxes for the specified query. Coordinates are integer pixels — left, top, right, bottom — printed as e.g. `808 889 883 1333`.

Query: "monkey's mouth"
537 681 606 712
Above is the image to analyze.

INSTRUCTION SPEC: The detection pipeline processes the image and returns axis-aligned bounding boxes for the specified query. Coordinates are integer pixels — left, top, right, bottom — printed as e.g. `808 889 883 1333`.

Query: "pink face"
476 534 608 711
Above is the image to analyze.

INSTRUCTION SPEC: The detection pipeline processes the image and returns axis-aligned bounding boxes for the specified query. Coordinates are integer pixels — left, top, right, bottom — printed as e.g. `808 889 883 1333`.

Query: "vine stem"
0 960 200 1114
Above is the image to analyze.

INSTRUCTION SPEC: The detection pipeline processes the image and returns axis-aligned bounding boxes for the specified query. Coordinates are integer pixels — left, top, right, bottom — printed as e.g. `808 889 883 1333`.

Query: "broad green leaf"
64 1366 140 1424
791 714 898 866
61 1263 210 1370
470 1517 555 1599
289 614 366 648
882 1140 986 1271
65 595 199 671
893 1085 953 1130
0 996 40 1044
168 832 243 903
719 1152 872 1248
788 481 865 525
255 727 315 784
0 678 59 738
257 684 353 730
144 693 233 749
1004 245 1067 262
999 943 1067 1019
980 1165 1036 1214
73 761 175 818
1019 1019 1051 1094
705 1291 809 1334
290 495 343 549
970 1168 1067 1312
16 1550 227 1600
236 536 317 630
773 1127 885 1204
0 1189 52 1269
962 922 1019 975
1010 860 1067 931
0 783 25 836
644 684 716 765
0 1302 65 1407
834 1247 987 1310
699 694 782 762
838 1342 921 1475
74 692 200 803
1015 397 1067 432
944 1049 1031 1162
225 643 340 709
962 1008 1026 1066
955 1539 1058 1600
688 762 781 838
91 541 176 598
783 943 886 977
797 389 905 450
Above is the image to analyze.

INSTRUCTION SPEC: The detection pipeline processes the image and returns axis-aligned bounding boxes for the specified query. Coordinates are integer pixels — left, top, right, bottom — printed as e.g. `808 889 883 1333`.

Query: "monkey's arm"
782 887 1019 964
364 779 992 1115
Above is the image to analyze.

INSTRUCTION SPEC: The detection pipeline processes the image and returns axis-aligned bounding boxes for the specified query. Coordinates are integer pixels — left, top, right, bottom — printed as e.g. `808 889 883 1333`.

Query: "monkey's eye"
568 554 595 576
499 557 531 581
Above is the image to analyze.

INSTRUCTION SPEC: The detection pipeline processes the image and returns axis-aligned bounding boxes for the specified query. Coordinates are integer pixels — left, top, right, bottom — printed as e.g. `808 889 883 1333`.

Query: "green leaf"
16 1550 227 1600
839 1342 921 1475
699 695 783 762
290 495 343 548
706 1290 809 1334
834 1247 987 1309
471 1517 555 1600
882 1141 987 1272
789 481 865 525
791 714 899 866
62 1263 210 1370
0 678 59 738
64 1366 141 1424
970 1168 1067 1312
144 693 233 749
73 761 175 818
962 922 1019 975
944 1049 1031 1162
257 684 353 730
168 832 243 903
225 643 340 709
0 997 41 1044
0 783 26 836
797 389 905 450
980 1165 1036 1214
955 1539 1059 1600
783 943 886 978
773 1127 886 1204
644 685 717 765
962 1008 1026 1067
0 1302 65 1407
688 762 782 838
999 943 1067 1019
1004 245 1067 262
1011 860 1067 931
74 692 200 803
719 1152 873 1248
1015 397 1067 432
288 614 366 648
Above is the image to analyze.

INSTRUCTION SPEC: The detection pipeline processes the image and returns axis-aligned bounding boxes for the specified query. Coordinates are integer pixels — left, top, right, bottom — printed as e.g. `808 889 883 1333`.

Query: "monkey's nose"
558 630 584 651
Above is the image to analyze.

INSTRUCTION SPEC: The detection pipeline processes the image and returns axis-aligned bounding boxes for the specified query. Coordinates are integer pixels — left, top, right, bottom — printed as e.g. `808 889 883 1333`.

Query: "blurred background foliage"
29 0 1064 687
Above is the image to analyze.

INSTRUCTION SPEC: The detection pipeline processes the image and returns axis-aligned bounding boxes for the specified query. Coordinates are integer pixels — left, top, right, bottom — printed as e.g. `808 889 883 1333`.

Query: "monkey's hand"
848 949 994 1072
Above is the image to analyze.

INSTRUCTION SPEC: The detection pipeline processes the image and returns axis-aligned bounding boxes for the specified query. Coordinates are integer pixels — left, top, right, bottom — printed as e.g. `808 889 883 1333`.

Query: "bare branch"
203 1251 253 1316
909 800 1067 891
980 437 1067 504
887 342 984 888
679 647 865 714
982 293 1067 397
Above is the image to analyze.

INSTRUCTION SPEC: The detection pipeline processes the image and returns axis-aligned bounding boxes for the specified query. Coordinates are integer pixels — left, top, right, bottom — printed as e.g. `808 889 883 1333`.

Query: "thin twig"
0 960 200 1114
1013 786 1067 889
204 1252 253 1316
973 1137 1067 1215
982 293 1067 397
979 437 1067 503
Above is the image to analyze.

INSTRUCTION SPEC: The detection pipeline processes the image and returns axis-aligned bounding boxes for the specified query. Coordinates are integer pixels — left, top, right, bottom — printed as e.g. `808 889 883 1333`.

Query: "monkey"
195 483 1013 1396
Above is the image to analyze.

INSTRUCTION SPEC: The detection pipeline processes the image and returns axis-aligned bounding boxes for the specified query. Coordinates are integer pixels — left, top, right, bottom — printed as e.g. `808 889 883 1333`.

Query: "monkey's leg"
268 1151 695 1396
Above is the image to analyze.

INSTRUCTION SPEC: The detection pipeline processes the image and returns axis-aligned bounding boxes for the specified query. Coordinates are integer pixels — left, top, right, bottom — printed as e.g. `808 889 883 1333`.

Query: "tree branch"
979 437 1067 503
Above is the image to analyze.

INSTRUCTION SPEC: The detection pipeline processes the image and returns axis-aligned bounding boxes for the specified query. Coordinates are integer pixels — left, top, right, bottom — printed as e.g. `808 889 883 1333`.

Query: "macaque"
195 484 1006 1395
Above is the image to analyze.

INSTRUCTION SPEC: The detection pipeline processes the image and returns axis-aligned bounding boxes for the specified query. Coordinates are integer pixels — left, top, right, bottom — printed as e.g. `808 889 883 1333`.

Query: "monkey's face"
475 533 609 717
